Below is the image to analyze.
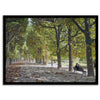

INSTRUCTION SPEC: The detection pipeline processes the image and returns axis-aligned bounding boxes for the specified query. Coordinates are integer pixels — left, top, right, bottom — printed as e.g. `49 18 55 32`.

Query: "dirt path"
6 61 96 82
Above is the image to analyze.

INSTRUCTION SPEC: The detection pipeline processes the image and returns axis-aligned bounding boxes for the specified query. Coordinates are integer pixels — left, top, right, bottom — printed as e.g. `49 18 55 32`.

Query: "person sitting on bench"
75 63 81 70
74 63 86 75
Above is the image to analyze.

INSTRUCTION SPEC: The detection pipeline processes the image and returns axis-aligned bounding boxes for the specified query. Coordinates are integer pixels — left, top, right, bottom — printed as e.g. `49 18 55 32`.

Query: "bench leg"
85 72 86 76
83 71 86 76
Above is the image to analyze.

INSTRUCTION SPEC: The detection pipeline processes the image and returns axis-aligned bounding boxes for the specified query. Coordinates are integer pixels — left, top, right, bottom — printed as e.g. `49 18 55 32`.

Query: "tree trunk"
55 26 62 69
35 58 37 63
68 29 73 71
9 58 12 65
51 57 53 66
43 56 45 64
57 50 61 69
73 18 95 76
46 55 48 65
45 46 48 65
6 58 9 67
85 38 94 76
94 36 96 69
69 44 73 71
6 45 10 67
85 18 94 76
37 58 39 63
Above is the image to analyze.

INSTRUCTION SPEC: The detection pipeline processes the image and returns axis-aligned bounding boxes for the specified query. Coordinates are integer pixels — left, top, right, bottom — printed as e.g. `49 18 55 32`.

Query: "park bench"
73 67 86 76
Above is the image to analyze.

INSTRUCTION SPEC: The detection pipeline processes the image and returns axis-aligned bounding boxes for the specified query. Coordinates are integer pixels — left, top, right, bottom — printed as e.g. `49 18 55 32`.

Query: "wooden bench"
73 67 86 76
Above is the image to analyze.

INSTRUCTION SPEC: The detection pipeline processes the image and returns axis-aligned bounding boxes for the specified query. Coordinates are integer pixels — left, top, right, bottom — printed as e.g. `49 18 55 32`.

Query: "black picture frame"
3 15 98 85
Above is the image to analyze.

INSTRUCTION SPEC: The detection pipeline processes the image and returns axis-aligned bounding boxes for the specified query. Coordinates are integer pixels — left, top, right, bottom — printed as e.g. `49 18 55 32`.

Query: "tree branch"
72 19 85 33
60 39 66 42
6 25 20 47
39 22 55 28
60 34 67 43
60 44 69 50
44 18 55 23
54 25 58 39
71 30 81 37
58 24 63 31
6 35 16 47
90 20 96 27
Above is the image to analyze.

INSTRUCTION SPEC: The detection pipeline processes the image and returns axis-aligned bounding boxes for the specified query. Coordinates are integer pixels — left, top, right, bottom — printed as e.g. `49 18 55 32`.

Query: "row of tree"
5 18 28 65
5 17 96 76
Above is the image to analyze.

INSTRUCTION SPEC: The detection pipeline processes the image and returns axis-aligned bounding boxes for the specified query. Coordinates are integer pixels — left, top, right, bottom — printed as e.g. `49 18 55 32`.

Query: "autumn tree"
5 17 28 66
33 18 69 68
72 18 96 76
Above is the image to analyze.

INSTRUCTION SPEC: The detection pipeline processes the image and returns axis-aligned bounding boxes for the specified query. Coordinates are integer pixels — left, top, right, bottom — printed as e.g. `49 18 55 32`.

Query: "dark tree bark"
57 50 61 69
85 18 94 76
85 42 94 76
55 26 62 69
42 57 47 65
68 29 73 71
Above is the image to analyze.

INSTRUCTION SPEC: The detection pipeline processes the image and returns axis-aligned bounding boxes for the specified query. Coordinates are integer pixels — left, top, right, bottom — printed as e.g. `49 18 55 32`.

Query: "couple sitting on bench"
74 63 86 75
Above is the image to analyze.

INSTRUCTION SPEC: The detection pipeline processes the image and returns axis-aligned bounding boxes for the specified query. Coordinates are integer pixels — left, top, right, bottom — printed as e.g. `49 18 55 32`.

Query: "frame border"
3 15 98 85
